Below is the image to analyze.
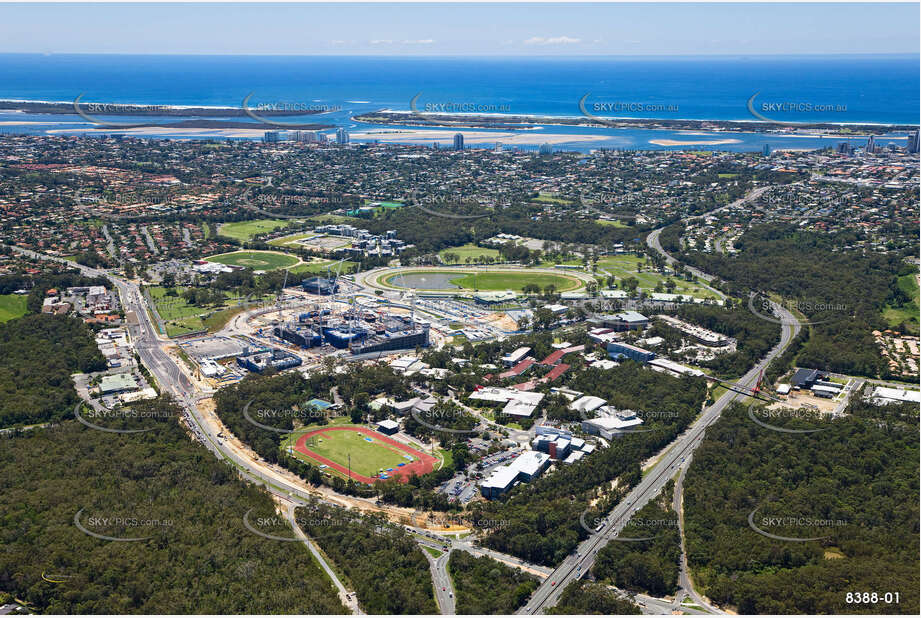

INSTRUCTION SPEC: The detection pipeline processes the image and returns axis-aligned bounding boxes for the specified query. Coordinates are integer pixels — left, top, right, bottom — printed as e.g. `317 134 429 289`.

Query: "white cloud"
523 36 581 46
370 39 394 45
403 39 435 44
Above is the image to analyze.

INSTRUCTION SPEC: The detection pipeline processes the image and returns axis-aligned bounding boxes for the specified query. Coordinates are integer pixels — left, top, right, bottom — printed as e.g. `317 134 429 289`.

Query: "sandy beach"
48 126 269 138
349 128 609 146
649 138 743 146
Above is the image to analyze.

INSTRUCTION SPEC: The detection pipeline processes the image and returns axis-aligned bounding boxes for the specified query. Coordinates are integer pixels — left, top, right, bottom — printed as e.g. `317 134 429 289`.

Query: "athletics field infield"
290 425 437 484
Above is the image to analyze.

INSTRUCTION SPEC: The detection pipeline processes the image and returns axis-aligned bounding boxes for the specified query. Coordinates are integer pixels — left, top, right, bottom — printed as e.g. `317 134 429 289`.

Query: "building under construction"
270 308 428 354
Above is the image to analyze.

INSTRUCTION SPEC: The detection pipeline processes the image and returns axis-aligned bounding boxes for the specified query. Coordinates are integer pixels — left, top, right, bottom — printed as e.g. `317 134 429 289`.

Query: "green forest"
684 399 919 614
0 399 346 614
0 314 106 427
675 224 908 378
448 551 538 614
294 501 438 614
593 479 681 597
471 363 707 567
544 580 641 615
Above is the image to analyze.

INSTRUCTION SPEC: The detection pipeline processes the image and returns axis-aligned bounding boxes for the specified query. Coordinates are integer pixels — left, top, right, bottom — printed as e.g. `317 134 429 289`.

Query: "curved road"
518 200 799 614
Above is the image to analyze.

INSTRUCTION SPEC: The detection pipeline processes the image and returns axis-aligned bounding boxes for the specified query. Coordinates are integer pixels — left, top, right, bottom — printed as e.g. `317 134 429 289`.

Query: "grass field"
217 219 293 241
205 250 300 271
289 259 358 277
148 286 272 337
0 294 28 323
596 254 717 299
285 426 431 480
532 192 573 204
449 271 580 292
379 268 583 292
439 243 500 263
883 272 920 334
596 218 630 228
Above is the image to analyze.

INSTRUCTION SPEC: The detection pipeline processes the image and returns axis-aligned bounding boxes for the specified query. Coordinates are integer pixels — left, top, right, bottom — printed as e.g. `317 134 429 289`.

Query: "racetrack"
358 265 595 296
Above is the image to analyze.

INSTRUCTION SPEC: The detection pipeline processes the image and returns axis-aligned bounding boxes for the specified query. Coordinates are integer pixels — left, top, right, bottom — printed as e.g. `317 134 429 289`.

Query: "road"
283 501 362 614
518 205 798 614
646 185 771 285
421 543 456 615
672 460 722 614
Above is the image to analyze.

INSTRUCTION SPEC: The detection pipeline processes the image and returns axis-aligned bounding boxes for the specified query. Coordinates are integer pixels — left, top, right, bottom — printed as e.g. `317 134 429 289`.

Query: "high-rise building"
539 142 553 155
865 135 876 154
907 130 920 154
336 128 349 145
453 133 464 150
264 131 281 143
837 142 851 155
761 143 771 156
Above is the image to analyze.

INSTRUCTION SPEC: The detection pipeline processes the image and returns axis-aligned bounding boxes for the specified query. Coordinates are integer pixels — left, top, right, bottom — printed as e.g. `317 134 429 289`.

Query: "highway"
11 231 795 615
518 204 799 614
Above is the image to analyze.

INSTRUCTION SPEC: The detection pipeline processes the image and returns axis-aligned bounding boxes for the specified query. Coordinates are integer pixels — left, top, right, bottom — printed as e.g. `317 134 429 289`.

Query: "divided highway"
519 196 798 614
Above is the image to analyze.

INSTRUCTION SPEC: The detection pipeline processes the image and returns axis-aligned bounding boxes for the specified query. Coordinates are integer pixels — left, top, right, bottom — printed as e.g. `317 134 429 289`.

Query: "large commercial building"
607 341 656 363
479 450 551 499
237 348 302 373
301 276 339 295
501 347 531 367
350 324 430 355
590 311 649 331
273 324 321 348
581 409 644 439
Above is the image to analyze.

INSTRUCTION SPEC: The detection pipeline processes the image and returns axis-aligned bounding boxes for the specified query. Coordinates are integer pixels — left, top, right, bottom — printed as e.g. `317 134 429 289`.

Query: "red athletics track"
293 426 438 484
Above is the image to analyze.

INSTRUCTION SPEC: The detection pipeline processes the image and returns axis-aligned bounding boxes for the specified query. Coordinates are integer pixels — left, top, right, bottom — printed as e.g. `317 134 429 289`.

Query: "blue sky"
0 2 917 56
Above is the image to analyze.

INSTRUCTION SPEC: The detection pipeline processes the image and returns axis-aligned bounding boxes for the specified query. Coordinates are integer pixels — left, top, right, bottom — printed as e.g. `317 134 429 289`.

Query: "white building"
867 386 921 405
501 347 531 367
582 409 644 439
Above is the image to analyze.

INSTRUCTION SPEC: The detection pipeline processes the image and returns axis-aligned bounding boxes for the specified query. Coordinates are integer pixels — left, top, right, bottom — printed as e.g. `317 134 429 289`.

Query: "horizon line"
0 51 918 58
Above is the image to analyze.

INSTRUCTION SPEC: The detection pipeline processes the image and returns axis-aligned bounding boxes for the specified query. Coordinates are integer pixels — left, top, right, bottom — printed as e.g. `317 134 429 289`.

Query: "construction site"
176 259 444 387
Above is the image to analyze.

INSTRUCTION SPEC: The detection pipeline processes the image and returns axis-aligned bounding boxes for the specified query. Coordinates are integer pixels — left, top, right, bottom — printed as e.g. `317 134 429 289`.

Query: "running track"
293 426 438 484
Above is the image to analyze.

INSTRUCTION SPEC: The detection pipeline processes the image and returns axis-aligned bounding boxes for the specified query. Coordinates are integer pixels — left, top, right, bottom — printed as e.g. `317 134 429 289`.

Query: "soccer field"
218 219 292 241
205 250 300 271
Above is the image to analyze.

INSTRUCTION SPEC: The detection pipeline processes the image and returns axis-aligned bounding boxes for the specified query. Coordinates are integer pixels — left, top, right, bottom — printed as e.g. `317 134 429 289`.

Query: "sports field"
0 294 28 323
288 426 437 483
438 243 500 263
217 219 292 241
380 268 583 292
205 250 300 271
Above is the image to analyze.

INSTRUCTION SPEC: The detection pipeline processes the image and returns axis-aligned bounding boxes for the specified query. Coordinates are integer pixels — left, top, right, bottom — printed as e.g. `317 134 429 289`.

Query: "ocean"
0 53 918 151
